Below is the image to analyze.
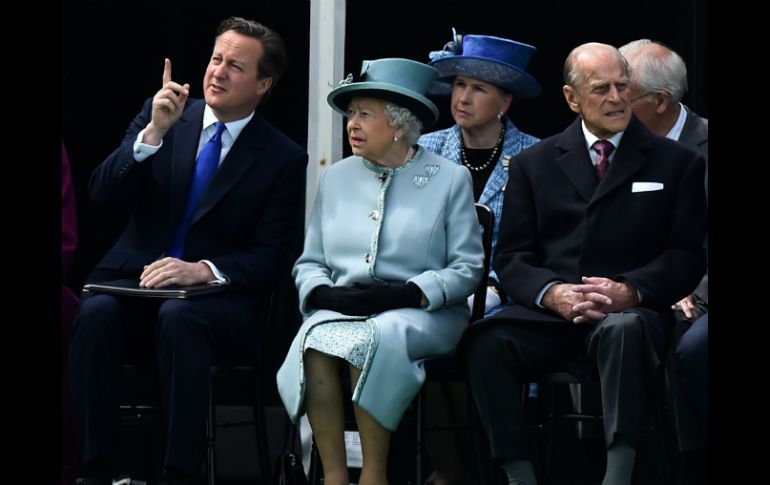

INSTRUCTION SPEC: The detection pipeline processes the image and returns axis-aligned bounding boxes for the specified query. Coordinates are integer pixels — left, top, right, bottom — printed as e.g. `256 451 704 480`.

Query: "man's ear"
653 91 671 114
563 85 581 114
257 76 273 97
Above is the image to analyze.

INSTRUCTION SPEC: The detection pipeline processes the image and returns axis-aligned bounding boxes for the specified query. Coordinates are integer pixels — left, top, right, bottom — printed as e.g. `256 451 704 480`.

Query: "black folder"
83 278 228 299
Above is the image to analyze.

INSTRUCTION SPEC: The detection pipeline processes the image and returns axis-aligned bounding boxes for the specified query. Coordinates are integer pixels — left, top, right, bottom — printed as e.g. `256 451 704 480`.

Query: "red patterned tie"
592 140 614 181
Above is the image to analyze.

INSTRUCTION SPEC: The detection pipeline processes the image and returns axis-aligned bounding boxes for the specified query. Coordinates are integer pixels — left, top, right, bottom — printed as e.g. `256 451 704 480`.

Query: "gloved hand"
355 282 424 314
309 285 371 315
310 282 423 315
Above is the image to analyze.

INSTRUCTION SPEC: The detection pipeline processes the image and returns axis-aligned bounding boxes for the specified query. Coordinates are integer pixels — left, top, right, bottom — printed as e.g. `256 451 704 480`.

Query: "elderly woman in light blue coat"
276 58 483 485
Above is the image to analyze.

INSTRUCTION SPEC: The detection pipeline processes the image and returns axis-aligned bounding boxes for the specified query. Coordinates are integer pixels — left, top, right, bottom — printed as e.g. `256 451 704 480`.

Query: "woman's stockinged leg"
350 365 391 485
304 349 349 485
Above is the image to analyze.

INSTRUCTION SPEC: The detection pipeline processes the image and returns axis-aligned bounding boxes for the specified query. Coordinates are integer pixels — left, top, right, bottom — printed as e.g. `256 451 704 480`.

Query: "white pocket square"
631 182 664 193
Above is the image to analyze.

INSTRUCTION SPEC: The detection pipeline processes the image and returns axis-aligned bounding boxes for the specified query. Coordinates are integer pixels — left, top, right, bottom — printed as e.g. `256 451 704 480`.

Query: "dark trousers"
68 291 261 479
672 313 708 452
465 309 669 461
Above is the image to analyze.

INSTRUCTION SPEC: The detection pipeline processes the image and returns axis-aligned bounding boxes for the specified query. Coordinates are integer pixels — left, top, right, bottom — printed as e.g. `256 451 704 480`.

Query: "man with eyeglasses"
619 40 708 170
620 38 708 485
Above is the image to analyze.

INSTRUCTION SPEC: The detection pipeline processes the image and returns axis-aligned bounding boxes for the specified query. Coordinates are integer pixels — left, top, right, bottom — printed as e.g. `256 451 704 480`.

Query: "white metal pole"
305 0 346 228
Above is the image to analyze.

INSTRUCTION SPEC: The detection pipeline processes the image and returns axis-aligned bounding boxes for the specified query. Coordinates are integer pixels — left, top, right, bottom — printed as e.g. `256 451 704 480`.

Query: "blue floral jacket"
419 118 539 313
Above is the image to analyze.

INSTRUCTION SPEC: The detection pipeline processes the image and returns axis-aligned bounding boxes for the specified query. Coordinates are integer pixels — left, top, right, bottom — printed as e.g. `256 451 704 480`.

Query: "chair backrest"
471 203 494 322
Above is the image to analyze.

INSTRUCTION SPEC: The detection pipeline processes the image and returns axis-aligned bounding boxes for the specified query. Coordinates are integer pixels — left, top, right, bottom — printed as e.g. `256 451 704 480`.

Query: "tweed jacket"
419 118 539 287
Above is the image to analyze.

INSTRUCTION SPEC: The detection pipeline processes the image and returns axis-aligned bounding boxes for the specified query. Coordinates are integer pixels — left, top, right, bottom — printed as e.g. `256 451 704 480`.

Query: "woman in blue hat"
419 32 542 485
421 32 542 318
277 58 484 485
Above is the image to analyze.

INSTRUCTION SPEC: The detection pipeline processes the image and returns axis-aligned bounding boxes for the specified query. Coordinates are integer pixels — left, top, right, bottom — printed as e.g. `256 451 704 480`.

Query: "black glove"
309 282 423 315
356 282 424 314
309 285 370 314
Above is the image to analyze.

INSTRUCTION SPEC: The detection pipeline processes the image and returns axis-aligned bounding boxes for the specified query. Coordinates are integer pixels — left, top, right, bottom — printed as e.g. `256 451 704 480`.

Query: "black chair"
119 295 274 485
414 202 494 485
534 371 674 485
206 350 273 485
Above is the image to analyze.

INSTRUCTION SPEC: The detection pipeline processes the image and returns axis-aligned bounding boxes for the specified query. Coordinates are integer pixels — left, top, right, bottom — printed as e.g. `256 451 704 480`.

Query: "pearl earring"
497 112 504 120
393 135 399 142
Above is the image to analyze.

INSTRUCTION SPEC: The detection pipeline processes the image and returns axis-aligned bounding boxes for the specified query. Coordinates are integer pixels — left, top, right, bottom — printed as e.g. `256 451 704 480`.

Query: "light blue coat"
419 118 539 289
276 148 484 430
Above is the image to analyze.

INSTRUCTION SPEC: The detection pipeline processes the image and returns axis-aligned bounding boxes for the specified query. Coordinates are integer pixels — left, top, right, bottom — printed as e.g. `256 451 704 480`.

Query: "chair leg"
145 411 159 485
543 383 557 485
416 388 424 485
654 395 673 485
252 387 272 483
206 390 216 485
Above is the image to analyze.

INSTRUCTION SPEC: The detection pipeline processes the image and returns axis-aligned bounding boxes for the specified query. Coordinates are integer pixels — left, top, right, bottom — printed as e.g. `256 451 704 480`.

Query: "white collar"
202 104 255 145
666 103 688 141
581 119 624 154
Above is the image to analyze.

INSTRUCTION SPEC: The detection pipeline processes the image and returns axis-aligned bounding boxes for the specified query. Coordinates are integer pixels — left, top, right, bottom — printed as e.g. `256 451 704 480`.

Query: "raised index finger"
162 58 172 87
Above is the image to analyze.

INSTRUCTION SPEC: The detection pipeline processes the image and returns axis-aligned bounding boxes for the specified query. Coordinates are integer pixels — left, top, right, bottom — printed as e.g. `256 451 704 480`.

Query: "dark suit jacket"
679 107 709 309
679 108 708 167
88 98 308 299
491 115 707 324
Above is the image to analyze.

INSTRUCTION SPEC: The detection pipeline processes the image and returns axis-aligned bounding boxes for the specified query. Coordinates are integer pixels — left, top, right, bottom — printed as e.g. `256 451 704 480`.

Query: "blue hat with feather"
428 32 541 98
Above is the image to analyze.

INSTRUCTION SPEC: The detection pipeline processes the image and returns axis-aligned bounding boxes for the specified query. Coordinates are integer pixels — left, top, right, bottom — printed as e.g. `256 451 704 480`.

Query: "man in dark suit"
620 38 709 485
620 38 708 317
461 43 706 485
69 17 307 485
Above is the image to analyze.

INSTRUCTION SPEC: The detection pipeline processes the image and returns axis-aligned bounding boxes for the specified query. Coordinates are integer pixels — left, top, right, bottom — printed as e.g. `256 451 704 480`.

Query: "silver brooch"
413 163 441 188
413 175 429 188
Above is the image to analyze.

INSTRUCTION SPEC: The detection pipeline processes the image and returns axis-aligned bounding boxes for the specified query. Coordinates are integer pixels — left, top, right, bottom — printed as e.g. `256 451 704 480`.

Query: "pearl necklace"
460 122 506 172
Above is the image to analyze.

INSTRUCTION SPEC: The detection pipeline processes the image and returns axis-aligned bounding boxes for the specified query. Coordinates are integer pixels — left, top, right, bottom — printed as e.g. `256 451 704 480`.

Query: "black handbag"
273 420 308 485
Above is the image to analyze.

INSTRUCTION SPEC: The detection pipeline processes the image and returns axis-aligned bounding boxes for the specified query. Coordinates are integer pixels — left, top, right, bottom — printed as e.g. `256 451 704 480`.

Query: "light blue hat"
327 58 440 128
428 33 542 98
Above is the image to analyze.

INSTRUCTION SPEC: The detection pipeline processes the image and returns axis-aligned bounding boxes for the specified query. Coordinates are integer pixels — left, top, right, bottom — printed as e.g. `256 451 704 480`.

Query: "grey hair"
383 103 423 146
563 42 629 88
619 39 688 104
